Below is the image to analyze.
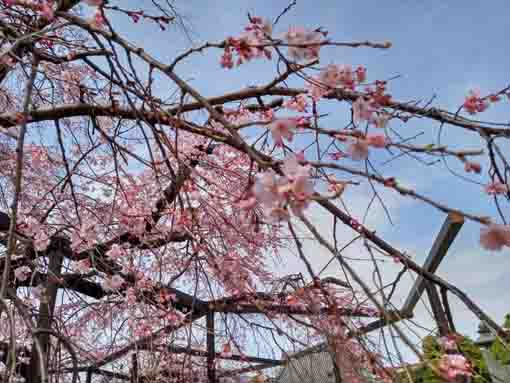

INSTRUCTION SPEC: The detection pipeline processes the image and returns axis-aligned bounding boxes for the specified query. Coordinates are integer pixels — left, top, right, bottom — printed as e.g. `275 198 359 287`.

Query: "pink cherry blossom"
328 177 347 196
322 64 355 90
39 2 54 21
281 155 314 200
283 26 323 61
106 243 125 260
34 231 51 252
75 259 91 273
283 94 308 112
83 0 103 5
267 206 290 222
221 343 232 358
220 17 272 68
485 181 509 195
480 223 510 251
307 64 366 99
2 5 510 379
438 354 471 381
0 54 15 67
246 16 272 37
249 155 314 221
253 171 284 209
103 274 125 291
90 9 106 28
463 89 490 114
220 49 234 69
372 112 390 129
352 97 374 124
126 287 137 305
366 134 388 148
238 196 257 211
14 265 31 281
464 161 482 174
439 335 459 351
347 140 369 161
355 65 367 83
268 118 297 147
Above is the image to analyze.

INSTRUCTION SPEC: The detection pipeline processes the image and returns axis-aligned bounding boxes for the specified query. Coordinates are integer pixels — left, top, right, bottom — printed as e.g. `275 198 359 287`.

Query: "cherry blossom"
439 335 460 351
0 4 508 381
372 112 390 129
0 54 15 67
463 89 490 114
220 16 272 67
248 155 314 220
307 64 367 99
221 343 232 358
283 94 308 112
347 139 369 161
485 181 509 195
75 259 92 273
90 8 106 28
366 133 388 148
39 1 54 21
352 97 375 124
464 161 482 174
480 223 510 251
438 354 471 381
34 231 51 252
283 26 324 61
106 243 126 260
103 274 125 291
355 65 367 83
82 0 103 5
328 176 348 196
268 118 298 147
14 266 31 281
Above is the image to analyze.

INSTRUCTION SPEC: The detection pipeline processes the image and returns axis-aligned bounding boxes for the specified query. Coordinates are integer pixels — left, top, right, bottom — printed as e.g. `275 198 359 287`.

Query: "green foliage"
396 335 492 383
489 314 510 365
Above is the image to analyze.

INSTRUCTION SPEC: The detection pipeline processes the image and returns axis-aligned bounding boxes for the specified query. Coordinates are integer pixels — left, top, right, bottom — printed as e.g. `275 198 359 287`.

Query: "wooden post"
207 312 215 383
424 281 450 336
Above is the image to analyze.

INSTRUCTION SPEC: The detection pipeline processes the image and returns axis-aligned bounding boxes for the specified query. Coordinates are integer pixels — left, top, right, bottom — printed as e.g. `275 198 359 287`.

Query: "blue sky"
102 0 510 362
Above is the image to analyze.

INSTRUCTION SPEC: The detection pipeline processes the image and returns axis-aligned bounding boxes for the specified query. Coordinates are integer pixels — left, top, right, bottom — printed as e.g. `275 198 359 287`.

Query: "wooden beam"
212 303 377 317
218 362 282 378
402 213 464 314
347 311 411 338
166 344 283 365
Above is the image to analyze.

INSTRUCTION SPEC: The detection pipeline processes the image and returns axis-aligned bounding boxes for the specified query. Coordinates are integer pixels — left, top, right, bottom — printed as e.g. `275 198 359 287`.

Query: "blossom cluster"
240 154 314 221
2 0 103 23
220 16 328 68
307 64 367 99
220 17 273 68
438 354 472 381
282 26 325 62
462 88 510 114
3 0 55 20
266 116 309 147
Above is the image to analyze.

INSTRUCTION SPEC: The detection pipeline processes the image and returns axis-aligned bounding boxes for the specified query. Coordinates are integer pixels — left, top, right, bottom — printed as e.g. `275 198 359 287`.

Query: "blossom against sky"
111 0 510 356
